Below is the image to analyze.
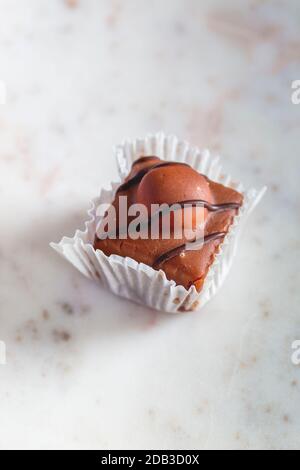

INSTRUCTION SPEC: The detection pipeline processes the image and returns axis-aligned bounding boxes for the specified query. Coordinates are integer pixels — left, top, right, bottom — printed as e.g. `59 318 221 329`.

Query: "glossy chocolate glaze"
149 199 242 222
99 197 241 238
94 156 244 291
117 161 190 194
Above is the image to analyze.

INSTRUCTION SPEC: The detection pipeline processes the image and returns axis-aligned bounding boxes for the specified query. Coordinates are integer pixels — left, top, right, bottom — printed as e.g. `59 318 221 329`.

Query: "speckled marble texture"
0 0 299 450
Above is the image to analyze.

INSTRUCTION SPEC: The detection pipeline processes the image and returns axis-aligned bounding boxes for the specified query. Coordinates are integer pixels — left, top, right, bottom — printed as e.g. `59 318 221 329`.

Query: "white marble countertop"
0 0 299 450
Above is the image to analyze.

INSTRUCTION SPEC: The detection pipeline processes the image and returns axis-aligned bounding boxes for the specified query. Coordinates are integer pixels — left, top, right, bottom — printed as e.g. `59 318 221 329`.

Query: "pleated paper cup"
51 133 266 313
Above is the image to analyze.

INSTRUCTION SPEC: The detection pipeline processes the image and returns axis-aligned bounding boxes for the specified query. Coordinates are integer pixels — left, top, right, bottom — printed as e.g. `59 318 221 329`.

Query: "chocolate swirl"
152 232 226 269
148 200 241 222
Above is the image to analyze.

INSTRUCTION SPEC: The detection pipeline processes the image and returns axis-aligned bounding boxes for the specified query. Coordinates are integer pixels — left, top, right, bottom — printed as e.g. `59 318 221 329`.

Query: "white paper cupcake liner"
51 132 266 313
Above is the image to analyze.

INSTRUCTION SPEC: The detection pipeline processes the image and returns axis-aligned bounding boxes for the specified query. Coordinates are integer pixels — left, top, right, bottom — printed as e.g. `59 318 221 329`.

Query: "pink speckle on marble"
207 9 281 56
64 0 78 9
272 40 300 74
186 102 224 150
105 1 122 30
39 165 61 196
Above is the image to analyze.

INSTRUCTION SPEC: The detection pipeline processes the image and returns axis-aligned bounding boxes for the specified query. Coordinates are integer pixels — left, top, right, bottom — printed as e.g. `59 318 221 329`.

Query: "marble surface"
0 0 299 450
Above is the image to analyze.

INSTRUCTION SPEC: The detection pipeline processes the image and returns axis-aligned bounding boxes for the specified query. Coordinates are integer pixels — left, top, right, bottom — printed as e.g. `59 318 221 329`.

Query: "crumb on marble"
168 421 184 435
148 408 156 418
25 320 38 339
80 304 91 315
265 405 272 414
263 311 270 319
195 400 209 415
59 302 74 315
283 414 290 423
174 22 187 35
52 329 71 343
259 299 271 318
195 406 207 415
291 380 298 387
271 183 279 193
42 309 50 320
15 318 41 342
